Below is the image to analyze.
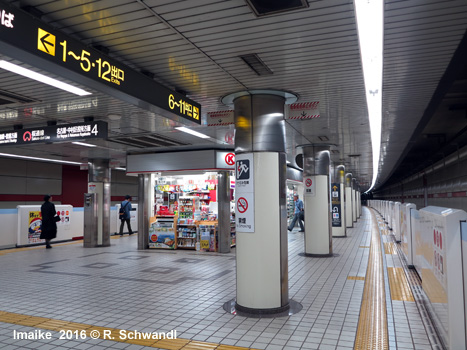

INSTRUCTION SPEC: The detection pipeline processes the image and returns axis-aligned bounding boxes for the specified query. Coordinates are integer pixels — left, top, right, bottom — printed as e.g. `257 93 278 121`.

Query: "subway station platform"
0 207 439 350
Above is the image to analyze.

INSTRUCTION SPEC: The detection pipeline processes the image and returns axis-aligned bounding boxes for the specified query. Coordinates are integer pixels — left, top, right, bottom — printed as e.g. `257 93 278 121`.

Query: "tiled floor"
0 208 437 350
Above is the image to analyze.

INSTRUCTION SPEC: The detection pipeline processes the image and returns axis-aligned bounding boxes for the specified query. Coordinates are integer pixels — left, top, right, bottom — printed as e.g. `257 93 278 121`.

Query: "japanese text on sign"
37 28 125 87
168 94 199 121
0 9 14 28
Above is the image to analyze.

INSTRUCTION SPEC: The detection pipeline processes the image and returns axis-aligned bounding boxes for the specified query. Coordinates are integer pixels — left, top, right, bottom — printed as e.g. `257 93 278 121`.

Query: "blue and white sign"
235 153 255 232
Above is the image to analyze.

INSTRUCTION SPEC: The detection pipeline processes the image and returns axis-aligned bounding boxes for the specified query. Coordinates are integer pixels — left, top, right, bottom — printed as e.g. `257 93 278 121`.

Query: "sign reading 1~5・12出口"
0 1 201 124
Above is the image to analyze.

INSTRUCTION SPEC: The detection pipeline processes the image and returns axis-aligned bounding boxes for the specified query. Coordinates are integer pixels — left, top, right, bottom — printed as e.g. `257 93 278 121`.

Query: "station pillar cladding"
232 92 289 313
332 165 346 237
217 171 231 254
352 178 357 223
345 173 353 228
302 145 332 256
86 159 111 247
138 174 152 250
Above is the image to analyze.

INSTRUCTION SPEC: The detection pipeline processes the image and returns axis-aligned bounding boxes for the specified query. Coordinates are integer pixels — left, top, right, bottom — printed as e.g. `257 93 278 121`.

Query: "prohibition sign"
225 152 235 166
237 197 248 213
306 178 313 187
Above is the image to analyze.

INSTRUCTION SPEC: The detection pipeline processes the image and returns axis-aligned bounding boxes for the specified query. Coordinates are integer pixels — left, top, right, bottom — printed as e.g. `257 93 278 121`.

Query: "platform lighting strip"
0 60 91 96
354 0 383 193
175 126 210 139
0 152 82 165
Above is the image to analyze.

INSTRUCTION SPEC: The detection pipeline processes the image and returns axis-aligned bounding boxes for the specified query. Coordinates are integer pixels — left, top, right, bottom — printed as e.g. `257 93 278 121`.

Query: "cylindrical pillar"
233 92 289 314
217 171 231 253
345 173 353 228
302 145 332 256
332 165 346 237
352 178 357 223
138 174 151 250
356 184 361 218
86 159 111 247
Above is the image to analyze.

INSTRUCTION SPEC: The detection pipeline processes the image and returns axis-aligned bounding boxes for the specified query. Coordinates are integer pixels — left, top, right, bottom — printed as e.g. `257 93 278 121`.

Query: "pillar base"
299 252 334 258
223 299 302 318
332 235 347 238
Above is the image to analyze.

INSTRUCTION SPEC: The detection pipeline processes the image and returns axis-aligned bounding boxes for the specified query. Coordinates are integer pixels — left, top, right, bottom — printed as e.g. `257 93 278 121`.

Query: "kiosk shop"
126 149 236 252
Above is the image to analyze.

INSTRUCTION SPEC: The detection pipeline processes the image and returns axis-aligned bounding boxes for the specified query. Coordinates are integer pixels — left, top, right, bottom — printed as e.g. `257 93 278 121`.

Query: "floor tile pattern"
0 208 435 350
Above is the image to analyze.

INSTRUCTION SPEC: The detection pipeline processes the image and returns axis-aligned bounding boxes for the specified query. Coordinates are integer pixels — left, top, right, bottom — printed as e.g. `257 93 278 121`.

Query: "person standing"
288 193 304 232
40 195 59 248
119 195 134 236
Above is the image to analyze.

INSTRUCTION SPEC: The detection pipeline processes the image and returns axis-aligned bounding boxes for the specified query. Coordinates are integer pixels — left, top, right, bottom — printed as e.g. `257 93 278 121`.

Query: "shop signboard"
331 183 341 227
0 1 200 124
235 153 254 232
0 121 107 146
215 151 235 169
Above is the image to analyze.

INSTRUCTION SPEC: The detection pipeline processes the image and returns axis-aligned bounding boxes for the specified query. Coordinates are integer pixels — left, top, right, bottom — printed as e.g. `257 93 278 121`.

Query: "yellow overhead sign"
37 28 55 56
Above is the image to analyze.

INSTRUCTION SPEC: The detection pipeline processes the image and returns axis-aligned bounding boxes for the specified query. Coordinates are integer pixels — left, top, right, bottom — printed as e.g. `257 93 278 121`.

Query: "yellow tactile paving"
182 341 219 349
354 210 389 350
383 242 397 255
217 346 251 350
387 267 415 302
0 310 258 350
359 246 370 248
347 276 365 281
0 240 83 256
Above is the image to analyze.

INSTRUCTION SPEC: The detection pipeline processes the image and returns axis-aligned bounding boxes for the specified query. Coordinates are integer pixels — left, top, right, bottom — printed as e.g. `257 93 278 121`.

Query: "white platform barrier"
400 203 416 267
388 201 394 229
114 203 138 234
0 205 123 248
415 206 467 350
393 201 401 241
0 209 19 248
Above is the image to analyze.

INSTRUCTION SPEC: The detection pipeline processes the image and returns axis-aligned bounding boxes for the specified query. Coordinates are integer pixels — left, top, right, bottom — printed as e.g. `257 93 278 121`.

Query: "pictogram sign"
237 197 248 213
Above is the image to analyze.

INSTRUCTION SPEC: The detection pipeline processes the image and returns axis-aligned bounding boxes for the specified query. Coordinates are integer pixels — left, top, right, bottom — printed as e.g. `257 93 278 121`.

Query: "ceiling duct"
0 89 38 105
245 0 309 17
239 54 273 76
109 134 189 149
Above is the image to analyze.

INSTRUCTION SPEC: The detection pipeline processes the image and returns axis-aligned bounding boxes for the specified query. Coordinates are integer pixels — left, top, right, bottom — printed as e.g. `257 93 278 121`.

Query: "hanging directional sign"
0 121 107 146
0 1 201 124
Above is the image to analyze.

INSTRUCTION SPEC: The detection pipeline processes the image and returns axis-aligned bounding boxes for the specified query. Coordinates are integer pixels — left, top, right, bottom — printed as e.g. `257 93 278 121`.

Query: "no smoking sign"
304 176 315 197
237 197 248 213
235 193 254 233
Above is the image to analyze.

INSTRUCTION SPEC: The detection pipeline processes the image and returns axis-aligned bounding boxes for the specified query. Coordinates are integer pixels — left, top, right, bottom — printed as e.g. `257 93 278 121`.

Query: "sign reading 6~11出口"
0 1 201 124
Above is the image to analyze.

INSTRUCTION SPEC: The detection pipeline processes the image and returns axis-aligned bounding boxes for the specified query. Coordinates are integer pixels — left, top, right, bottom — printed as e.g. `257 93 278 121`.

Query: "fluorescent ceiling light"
0 60 91 96
354 0 383 193
72 141 97 147
175 127 210 139
0 152 82 165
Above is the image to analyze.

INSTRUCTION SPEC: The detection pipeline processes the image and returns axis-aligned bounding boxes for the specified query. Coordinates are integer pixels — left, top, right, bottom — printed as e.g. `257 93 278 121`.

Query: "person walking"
40 194 59 248
119 195 134 236
288 194 304 232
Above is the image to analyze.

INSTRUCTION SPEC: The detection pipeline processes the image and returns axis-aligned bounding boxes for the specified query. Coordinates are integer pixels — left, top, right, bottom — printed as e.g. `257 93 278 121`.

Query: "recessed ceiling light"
175 127 210 139
0 152 82 165
354 0 383 193
0 60 91 96
72 141 97 147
